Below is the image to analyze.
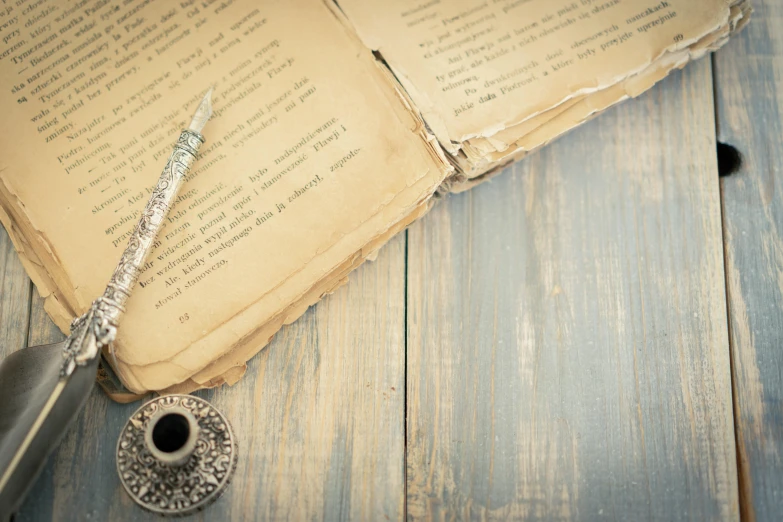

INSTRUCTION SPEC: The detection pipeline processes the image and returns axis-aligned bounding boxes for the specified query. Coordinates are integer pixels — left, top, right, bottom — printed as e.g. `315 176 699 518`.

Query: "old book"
0 0 749 394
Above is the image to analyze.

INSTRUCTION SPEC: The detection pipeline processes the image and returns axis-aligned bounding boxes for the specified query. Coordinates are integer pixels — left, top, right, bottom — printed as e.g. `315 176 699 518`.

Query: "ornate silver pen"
0 88 214 519
63 87 213 376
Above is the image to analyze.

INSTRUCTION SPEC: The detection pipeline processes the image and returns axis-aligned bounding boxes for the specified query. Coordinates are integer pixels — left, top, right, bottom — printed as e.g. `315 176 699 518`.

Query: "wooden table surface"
1 7 781 522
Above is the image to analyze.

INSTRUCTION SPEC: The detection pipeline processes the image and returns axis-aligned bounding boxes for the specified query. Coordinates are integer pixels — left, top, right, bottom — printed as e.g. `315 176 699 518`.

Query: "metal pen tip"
188 87 214 134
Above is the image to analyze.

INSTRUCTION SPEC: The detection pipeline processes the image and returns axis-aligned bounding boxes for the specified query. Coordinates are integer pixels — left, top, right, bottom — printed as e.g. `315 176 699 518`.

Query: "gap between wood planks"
711 50 747 522
23 281 32 350
712 75 745 522
403 228 409 521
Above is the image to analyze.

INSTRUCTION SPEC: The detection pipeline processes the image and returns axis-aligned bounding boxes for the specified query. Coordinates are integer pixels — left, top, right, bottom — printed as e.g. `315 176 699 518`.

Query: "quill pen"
0 88 214 520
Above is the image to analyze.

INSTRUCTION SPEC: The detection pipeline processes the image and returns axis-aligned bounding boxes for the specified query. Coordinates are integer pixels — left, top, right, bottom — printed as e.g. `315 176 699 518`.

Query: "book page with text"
338 0 742 153
0 0 448 392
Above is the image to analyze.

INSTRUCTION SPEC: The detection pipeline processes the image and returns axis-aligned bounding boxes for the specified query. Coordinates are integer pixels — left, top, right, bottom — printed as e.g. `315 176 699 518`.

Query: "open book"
0 0 750 395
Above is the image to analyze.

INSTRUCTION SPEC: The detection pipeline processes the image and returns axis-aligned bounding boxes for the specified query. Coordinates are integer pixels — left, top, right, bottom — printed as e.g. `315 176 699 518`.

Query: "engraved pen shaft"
60 88 213 375
103 124 205 314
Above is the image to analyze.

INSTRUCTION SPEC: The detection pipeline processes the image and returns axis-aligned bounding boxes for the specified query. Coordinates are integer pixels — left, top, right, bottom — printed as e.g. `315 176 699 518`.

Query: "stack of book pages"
0 0 751 396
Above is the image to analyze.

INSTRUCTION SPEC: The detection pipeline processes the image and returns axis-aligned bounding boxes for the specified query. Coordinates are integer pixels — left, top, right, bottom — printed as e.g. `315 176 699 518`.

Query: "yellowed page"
0 0 449 392
121 170 441 391
456 3 745 171
338 0 741 151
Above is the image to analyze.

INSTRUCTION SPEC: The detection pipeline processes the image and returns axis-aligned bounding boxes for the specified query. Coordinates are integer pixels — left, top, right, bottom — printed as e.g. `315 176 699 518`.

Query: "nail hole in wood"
717 142 742 177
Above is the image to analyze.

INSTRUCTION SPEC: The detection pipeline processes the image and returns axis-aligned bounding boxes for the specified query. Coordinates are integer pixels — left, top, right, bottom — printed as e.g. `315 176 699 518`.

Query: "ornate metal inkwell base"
116 395 238 516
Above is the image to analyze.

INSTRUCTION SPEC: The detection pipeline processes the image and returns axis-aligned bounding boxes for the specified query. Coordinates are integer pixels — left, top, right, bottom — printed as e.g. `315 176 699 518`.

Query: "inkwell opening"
152 413 190 453
145 407 200 466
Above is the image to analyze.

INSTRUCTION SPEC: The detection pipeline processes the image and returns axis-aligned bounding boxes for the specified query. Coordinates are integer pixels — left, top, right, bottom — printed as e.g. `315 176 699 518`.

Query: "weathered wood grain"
26 286 64 348
714 4 783 520
14 234 407 521
405 60 738 520
0 226 31 358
